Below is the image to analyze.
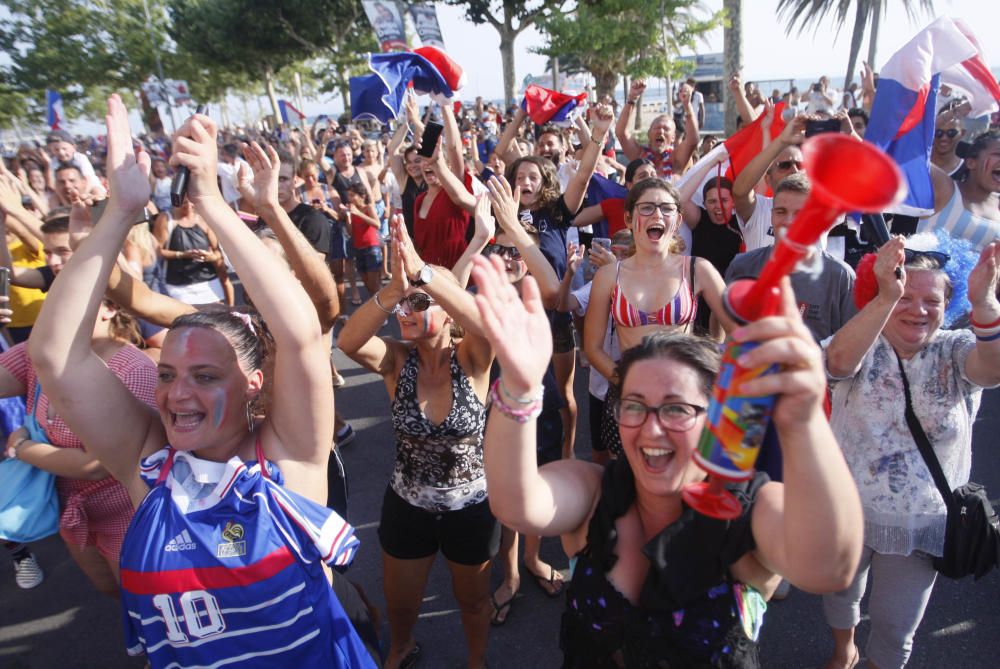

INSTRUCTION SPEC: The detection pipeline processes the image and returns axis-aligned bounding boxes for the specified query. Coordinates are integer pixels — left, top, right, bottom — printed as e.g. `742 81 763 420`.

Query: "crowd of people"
0 55 998 669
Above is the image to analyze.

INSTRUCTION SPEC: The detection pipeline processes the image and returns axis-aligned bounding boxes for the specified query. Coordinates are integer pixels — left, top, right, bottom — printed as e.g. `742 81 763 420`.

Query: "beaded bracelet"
373 290 395 315
500 377 543 405
489 379 543 423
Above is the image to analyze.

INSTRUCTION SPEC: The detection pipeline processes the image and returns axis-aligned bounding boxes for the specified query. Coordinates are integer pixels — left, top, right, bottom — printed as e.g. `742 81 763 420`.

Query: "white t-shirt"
735 194 775 251
571 282 620 400
690 90 705 121
217 159 251 207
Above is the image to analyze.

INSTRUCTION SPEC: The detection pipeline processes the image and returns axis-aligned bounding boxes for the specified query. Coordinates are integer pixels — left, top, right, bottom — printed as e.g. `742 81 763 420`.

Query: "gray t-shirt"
724 247 857 341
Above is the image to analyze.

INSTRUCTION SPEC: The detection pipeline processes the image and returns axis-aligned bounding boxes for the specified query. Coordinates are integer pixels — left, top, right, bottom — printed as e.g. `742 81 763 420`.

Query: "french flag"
350 49 465 123
521 85 587 126
277 99 305 126
865 17 1000 216
46 90 64 130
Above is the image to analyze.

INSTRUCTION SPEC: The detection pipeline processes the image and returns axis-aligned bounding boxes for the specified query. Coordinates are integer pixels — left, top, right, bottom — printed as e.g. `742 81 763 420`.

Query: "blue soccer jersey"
119 446 375 668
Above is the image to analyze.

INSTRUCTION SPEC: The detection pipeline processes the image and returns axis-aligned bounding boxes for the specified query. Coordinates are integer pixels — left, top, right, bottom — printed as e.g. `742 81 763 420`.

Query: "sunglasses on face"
775 160 804 171
634 202 679 217
483 243 522 261
396 293 436 313
934 128 960 139
903 249 950 269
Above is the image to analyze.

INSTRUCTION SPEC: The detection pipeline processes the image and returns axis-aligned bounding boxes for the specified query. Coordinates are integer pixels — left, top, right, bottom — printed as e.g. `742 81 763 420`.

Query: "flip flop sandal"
399 642 421 669
528 566 565 598
490 593 515 626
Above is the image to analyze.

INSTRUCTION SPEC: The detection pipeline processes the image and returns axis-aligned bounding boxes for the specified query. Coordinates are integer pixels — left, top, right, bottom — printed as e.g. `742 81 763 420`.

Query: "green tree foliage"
446 0 565 106
537 0 722 99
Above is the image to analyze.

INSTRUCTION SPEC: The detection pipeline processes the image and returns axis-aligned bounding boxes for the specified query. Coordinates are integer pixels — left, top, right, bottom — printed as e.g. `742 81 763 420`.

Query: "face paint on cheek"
212 389 227 429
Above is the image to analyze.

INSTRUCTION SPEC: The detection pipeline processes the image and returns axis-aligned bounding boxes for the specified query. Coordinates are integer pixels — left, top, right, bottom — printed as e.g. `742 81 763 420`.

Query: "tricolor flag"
520 85 587 126
277 99 306 126
584 173 630 238
46 90 64 130
865 16 1000 216
349 49 464 123
677 102 789 208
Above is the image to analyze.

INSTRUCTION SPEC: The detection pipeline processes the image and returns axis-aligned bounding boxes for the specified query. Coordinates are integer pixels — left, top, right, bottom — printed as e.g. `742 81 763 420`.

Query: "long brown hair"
506 156 561 212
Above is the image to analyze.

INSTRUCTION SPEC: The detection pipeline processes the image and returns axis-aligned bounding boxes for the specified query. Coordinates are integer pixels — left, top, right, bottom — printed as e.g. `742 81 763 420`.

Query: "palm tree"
723 0 742 135
776 0 934 94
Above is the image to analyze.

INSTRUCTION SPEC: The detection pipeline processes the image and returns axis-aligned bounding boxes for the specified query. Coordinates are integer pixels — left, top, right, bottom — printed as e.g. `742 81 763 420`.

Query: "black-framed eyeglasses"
775 160 804 171
903 248 950 269
396 293 436 313
934 128 960 139
614 399 706 431
483 243 522 261
634 202 679 218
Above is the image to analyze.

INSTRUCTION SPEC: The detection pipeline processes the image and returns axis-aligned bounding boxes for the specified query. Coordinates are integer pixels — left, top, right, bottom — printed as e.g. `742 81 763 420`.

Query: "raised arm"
824 238 904 378
555 243 585 313
583 263 618 382
426 140 476 213
0 177 45 247
242 142 341 333
28 95 161 505
676 145 728 227
107 263 195 327
671 84 700 172
387 120 411 189
440 102 465 180
733 114 806 222
495 107 527 165
963 242 1000 387
472 255 603 536
452 193 495 288
733 279 864 593
728 74 759 123
564 103 615 213
170 110 332 502
615 79 646 161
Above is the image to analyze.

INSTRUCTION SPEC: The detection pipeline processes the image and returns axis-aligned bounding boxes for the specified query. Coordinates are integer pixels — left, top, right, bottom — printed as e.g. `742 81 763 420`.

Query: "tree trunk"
594 71 618 101
867 1 882 67
723 0 743 136
843 0 869 93
263 64 280 124
552 57 560 89
499 31 516 108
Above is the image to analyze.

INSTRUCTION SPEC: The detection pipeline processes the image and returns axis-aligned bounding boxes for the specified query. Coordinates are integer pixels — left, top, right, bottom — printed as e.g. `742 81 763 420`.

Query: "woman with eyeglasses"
584 177 735 458
918 128 1000 251
821 236 1000 669
471 254 863 668
338 214 498 669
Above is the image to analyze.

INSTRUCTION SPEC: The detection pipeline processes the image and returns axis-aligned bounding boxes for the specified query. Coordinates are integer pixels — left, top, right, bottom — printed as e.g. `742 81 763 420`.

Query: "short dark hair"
41 207 71 234
847 107 869 124
615 332 721 401
222 143 240 159
54 163 83 177
624 158 654 185
774 172 811 197
702 176 733 200
536 125 563 144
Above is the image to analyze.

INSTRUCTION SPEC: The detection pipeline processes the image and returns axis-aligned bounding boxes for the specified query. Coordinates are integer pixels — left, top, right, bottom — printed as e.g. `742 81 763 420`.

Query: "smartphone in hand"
416 121 444 158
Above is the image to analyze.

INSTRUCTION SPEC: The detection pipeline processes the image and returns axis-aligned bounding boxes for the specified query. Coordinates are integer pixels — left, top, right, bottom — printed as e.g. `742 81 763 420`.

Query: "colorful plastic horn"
681 134 905 520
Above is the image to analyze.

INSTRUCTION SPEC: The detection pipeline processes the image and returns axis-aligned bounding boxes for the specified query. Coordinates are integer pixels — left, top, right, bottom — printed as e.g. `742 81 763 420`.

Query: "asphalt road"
1 331 998 668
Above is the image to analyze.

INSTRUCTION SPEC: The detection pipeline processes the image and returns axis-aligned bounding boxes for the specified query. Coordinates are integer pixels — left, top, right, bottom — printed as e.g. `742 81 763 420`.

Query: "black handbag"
896 353 1000 580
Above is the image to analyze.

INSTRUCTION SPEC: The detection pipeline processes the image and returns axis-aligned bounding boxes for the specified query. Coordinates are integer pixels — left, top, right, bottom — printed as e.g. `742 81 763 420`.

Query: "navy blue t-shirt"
525 195 577 279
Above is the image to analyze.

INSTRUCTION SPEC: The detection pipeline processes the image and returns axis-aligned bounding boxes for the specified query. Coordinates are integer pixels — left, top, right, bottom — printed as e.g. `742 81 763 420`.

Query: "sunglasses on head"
775 159 804 171
396 293 436 313
903 248 950 268
483 243 522 260
934 128 960 139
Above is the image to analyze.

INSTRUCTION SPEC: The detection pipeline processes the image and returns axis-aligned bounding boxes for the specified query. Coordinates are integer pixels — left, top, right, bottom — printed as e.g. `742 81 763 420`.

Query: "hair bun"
955 141 971 160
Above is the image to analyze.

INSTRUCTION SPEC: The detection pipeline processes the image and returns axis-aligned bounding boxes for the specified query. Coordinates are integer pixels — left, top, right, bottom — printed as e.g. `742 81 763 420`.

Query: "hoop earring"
246 401 255 433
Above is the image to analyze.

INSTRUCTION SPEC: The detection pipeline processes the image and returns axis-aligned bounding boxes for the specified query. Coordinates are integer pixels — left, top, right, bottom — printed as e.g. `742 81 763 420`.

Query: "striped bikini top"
611 259 696 329
917 185 1000 250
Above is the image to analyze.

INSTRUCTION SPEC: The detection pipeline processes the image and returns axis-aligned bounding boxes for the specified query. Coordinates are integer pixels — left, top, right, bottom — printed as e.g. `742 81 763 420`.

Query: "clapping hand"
105 94 151 218
241 142 281 211
485 175 521 234
968 242 1000 311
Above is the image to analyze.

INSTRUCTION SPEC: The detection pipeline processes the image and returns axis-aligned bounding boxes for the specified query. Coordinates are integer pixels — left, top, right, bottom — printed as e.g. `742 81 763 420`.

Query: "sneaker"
14 553 43 589
336 424 356 448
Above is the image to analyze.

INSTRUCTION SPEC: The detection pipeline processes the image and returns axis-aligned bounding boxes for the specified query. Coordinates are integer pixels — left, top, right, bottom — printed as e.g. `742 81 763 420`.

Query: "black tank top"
559 460 769 668
165 223 217 285
331 168 364 205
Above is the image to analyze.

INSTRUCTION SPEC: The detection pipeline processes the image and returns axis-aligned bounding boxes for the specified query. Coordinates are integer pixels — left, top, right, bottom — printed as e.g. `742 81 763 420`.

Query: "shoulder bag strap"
895 352 955 509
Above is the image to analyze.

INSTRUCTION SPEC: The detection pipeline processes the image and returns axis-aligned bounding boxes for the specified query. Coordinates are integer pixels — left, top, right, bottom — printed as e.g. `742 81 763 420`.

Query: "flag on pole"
865 16 1000 216
277 99 306 126
520 85 587 126
46 90 65 130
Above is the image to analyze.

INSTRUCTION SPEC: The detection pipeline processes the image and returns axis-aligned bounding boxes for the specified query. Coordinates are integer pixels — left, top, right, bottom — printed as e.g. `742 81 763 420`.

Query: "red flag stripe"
121 546 295 595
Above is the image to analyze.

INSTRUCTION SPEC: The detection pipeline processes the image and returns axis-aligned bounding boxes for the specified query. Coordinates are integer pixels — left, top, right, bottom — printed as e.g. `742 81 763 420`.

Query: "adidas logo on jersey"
164 530 197 552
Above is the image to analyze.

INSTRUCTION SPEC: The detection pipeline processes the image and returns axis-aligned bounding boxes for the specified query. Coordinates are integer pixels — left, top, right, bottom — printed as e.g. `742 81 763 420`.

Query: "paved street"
1 330 998 668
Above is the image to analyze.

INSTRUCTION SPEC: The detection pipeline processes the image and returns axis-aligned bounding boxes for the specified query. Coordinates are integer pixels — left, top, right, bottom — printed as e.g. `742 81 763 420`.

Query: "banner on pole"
363 0 408 52
409 3 445 48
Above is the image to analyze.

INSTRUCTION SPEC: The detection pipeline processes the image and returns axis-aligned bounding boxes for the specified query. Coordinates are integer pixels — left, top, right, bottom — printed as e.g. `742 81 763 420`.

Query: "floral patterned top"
390 345 487 512
823 330 990 556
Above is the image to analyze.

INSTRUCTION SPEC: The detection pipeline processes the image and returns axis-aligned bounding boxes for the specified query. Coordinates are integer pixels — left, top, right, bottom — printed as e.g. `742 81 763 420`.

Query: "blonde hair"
126 222 158 267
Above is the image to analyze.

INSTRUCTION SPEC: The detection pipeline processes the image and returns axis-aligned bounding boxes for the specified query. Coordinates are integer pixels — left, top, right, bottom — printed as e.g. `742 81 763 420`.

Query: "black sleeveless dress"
560 460 769 668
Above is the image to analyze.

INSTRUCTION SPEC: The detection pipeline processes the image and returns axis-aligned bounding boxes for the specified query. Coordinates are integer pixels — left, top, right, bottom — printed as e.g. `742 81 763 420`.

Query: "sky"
30 0 1000 134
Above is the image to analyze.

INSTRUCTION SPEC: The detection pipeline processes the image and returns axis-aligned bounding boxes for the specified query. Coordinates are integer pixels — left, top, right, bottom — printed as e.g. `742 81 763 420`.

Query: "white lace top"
823 330 987 557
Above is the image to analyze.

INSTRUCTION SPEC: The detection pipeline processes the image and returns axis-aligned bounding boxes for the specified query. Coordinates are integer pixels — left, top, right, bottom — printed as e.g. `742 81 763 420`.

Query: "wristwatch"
410 264 434 287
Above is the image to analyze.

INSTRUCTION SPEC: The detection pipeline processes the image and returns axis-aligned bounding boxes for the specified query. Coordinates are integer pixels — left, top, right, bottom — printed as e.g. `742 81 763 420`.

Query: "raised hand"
485 175 521 233
566 242 585 275
390 213 424 282
874 235 907 303
678 83 692 107
105 94 151 216
968 242 1000 310
728 74 743 95
471 254 551 396
590 103 615 137
0 175 24 214
473 193 496 242
241 141 280 210
587 242 615 269
236 161 256 205
629 79 647 101
168 110 221 205
778 112 808 146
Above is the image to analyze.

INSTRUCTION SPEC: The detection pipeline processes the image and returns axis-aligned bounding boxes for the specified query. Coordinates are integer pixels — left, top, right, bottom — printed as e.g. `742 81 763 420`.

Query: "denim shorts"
354 246 383 273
